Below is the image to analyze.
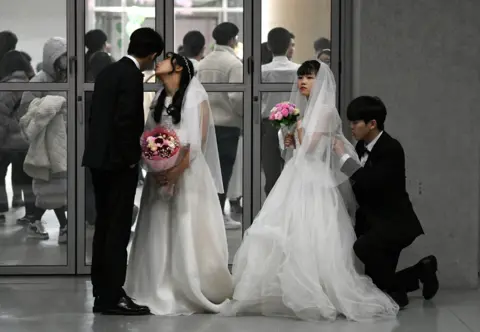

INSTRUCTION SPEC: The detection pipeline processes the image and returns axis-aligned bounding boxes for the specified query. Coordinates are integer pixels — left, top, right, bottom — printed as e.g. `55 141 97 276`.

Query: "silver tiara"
182 55 192 79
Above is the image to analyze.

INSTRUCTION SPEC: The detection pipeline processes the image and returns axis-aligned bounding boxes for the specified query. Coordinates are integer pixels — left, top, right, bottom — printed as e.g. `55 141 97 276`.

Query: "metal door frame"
0 0 77 275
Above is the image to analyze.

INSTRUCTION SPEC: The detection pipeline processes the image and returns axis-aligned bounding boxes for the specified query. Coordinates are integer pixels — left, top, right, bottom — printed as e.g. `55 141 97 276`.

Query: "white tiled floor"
0 277 478 332
0 166 243 267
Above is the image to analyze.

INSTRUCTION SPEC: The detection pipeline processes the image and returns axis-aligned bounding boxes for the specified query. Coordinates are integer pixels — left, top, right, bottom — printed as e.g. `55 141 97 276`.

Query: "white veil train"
220 61 399 322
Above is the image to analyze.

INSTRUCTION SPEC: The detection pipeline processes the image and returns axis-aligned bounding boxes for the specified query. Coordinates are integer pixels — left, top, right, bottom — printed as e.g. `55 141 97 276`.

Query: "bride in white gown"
126 52 233 315
220 60 399 322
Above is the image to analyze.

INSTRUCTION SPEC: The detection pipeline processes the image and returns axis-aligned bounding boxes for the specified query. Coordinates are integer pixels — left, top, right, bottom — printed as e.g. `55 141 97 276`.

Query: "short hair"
0 31 18 60
19 51 32 62
346 96 387 130
313 37 331 53
127 27 164 58
0 50 33 80
289 32 295 39
267 27 291 56
182 30 205 58
85 29 108 52
212 22 239 45
297 60 321 76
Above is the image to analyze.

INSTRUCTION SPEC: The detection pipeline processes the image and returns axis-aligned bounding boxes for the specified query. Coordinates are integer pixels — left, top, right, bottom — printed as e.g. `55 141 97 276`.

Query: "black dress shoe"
418 255 439 300
101 296 151 316
93 297 103 313
388 291 409 309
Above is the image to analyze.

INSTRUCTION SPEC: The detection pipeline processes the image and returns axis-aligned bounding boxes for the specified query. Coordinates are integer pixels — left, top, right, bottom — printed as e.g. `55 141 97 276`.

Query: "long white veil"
289 62 359 215
181 77 224 193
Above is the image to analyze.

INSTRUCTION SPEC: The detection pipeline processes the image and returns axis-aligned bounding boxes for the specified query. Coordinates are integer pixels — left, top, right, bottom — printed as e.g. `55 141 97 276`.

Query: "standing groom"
82 28 164 315
334 96 439 308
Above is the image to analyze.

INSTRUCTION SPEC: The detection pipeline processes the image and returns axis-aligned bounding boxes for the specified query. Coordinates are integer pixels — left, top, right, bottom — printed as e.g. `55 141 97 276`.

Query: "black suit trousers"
353 224 421 294
90 165 138 303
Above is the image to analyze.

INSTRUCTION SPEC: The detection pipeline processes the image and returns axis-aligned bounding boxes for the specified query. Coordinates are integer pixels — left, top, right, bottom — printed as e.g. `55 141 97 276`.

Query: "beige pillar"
262 0 331 63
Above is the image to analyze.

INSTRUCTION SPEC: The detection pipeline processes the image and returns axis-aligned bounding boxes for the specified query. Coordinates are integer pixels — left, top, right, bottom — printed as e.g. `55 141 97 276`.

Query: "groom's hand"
333 138 345 156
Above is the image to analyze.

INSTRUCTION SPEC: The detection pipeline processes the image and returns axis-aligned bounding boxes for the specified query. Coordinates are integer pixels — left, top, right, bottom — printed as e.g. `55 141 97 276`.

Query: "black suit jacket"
82 57 145 170
341 132 424 240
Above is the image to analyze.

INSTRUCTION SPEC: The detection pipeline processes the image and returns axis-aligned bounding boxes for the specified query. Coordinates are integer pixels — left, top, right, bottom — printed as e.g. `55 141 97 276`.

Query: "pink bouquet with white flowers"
140 126 188 200
268 102 300 130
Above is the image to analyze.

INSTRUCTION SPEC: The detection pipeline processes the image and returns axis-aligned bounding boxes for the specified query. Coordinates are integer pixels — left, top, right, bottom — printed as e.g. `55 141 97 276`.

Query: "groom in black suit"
82 28 164 315
334 96 439 308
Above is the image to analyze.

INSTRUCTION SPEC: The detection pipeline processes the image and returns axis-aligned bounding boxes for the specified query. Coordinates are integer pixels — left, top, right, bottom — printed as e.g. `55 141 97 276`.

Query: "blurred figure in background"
17 37 68 243
85 29 114 82
261 27 299 196
197 22 243 229
287 32 296 61
313 37 331 63
0 31 18 61
182 30 205 74
0 50 35 224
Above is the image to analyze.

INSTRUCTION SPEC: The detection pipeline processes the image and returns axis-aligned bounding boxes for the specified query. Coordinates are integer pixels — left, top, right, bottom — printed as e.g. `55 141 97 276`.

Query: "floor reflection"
0 277 477 332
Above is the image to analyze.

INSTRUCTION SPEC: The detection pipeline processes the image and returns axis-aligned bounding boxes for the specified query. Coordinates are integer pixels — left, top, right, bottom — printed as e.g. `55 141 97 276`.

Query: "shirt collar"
125 55 140 70
272 56 290 63
366 131 383 152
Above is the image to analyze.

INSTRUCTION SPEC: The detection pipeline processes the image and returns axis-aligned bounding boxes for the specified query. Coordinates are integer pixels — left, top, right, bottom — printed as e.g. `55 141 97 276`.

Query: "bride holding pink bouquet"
125 52 233 316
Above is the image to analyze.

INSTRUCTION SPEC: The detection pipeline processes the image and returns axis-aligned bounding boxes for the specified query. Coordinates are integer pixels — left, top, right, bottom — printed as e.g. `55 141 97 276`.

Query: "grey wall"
351 0 480 288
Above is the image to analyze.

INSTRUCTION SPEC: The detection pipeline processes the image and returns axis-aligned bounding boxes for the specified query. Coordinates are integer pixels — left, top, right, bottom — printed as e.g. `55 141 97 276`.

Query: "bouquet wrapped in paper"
140 126 189 200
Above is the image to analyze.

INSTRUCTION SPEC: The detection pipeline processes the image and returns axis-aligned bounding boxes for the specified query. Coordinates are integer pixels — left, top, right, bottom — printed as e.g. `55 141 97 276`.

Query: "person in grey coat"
0 50 34 224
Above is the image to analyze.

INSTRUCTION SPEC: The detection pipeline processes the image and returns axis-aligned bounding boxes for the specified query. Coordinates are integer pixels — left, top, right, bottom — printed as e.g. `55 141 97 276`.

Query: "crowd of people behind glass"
0 24 330 243
0 30 68 243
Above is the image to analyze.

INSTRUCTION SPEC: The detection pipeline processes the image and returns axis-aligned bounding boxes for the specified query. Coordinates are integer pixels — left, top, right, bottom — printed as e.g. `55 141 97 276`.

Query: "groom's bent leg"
353 230 402 292
99 166 139 303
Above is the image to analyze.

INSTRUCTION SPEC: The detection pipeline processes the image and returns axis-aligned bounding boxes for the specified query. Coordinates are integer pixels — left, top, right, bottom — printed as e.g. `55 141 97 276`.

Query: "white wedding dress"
126 78 233 315
220 63 399 322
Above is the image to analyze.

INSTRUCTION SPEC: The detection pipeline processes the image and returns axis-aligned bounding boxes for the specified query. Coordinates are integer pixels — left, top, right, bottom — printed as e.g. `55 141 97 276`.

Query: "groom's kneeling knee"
353 236 372 263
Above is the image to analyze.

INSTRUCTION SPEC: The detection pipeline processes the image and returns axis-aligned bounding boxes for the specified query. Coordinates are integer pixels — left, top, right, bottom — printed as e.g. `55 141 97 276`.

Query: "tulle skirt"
219 158 399 322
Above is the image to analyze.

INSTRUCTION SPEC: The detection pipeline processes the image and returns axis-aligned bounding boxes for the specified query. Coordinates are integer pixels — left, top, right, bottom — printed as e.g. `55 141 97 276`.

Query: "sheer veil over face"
289 61 359 213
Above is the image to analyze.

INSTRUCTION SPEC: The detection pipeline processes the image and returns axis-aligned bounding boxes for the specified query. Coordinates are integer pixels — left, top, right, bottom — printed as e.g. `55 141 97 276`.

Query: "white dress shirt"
125 55 140 70
340 131 384 167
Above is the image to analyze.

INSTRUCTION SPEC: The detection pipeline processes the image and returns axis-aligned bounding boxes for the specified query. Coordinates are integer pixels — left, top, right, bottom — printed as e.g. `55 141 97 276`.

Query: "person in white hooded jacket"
17 37 68 243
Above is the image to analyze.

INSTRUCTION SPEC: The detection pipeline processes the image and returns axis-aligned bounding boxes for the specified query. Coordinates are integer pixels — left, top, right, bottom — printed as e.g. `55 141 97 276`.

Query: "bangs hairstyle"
153 52 194 125
297 60 321 77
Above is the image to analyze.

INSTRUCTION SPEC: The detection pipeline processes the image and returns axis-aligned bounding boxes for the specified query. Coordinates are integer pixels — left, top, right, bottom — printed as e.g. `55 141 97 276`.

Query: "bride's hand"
284 134 295 148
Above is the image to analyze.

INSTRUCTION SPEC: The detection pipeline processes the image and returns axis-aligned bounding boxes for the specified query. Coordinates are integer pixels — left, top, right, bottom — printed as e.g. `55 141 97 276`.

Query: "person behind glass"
313 37 330 60
260 42 273 65
0 50 35 224
333 96 439 308
261 27 300 196
16 37 68 243
85 29 115 83
82 28 164 316
0 31 18 62
287 32 296 61
197 22 243 229
182 30 205 74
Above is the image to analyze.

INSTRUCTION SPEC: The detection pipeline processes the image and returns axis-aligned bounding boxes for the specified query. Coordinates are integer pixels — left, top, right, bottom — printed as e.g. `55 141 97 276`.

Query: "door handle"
69 56 77 76
77 95 84 124
253 95 260 124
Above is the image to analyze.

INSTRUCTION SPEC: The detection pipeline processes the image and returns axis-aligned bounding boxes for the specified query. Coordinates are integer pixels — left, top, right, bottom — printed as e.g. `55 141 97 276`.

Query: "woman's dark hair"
297 60 321 77
346 96 387 130
0 50 34 80
261 42 273 64
153 52 194 125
